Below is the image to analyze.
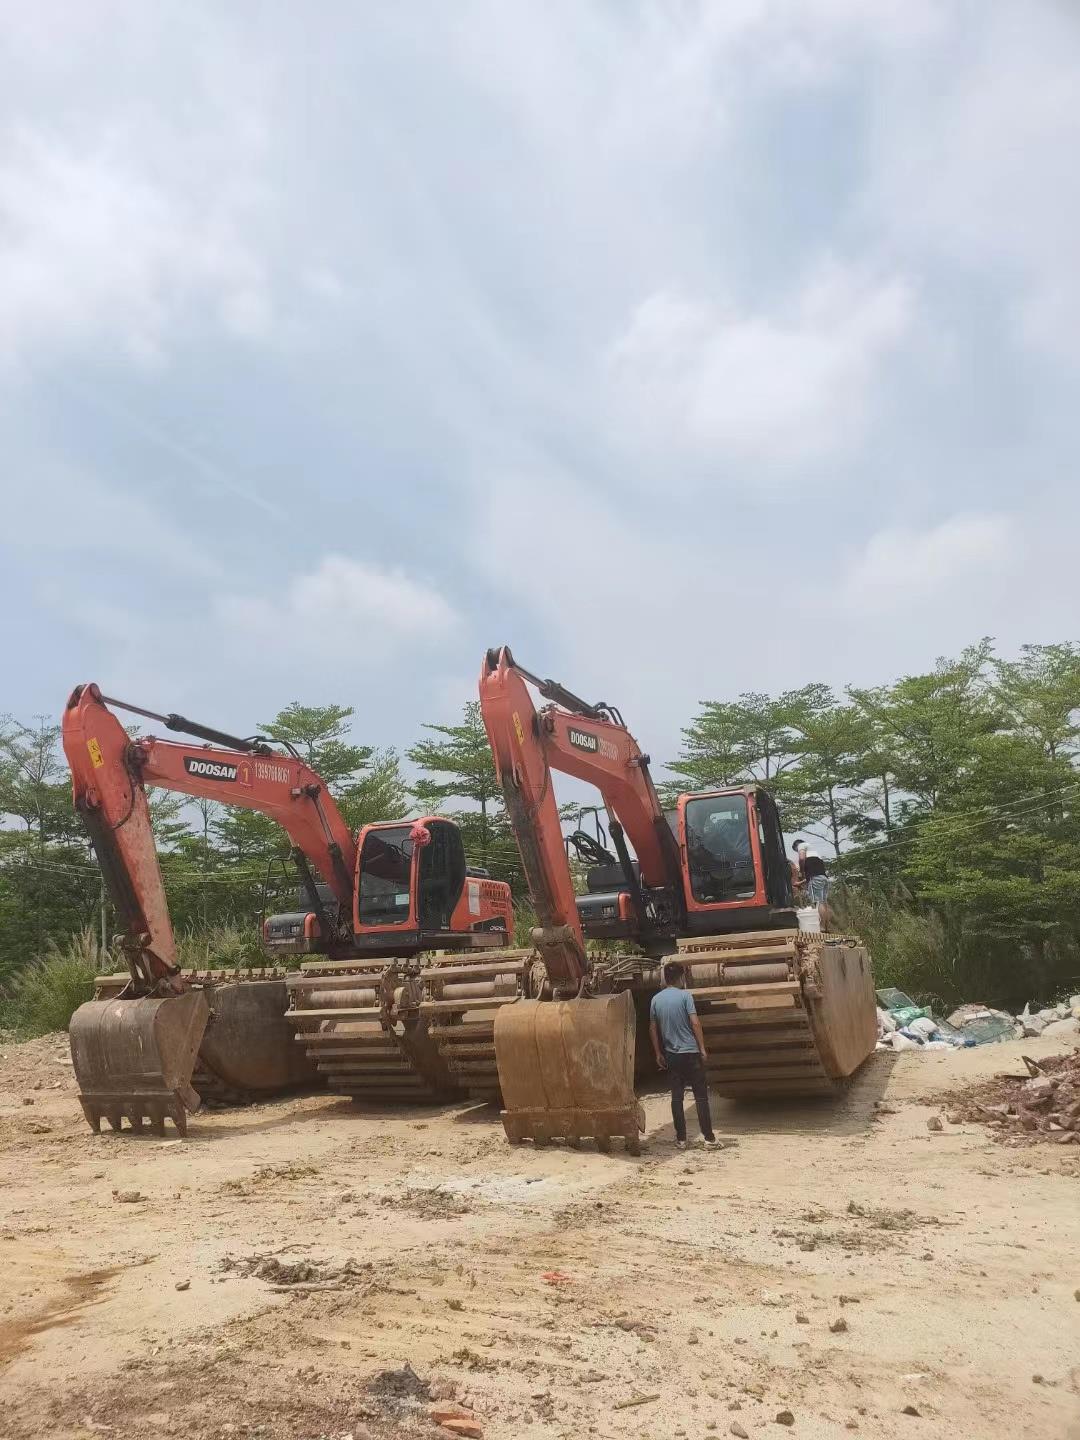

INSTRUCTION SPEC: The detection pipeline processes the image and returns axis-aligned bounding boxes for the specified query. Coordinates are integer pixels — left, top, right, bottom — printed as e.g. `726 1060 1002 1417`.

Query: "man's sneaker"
702 1138 723 1151
675 1139 688 1150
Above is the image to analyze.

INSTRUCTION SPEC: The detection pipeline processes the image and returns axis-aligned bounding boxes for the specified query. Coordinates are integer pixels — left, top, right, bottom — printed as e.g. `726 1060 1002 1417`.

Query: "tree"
668 684 875 853
668 689 812 794
848 640 998 815
0 718 101 978
338 748 410 831
257 702 372 791
211 807 283 863
844 715 901 845
903 729 1080 1003
780 701 873 855
991 643 1080 765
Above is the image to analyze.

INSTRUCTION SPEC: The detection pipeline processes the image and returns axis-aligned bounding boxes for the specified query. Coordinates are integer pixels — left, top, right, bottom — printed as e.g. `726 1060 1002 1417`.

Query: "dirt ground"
1 1032 1078 1440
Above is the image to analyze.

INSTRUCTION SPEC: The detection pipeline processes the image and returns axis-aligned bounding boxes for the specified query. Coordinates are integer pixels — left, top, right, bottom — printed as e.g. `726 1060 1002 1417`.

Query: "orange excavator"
62 683 512 1135
464 647 877 1151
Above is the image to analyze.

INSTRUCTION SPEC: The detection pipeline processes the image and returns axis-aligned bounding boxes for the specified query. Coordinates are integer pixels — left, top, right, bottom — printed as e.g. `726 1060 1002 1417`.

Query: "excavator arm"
61 683 360 1136
478 647 656 1148
62 683 357 992
478 646 683 990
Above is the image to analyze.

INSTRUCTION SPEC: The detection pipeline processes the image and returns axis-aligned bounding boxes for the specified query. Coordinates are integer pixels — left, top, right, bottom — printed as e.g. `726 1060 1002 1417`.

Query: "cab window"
357 826 413 926
685 795 756 903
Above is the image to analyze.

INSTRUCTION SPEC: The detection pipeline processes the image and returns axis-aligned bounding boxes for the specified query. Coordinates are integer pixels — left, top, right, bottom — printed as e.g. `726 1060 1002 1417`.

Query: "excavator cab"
569 789 793 942
677 786 794 933
352 817 510 952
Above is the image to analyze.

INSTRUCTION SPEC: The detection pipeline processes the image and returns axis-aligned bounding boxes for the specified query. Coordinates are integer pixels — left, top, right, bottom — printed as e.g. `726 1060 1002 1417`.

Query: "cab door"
415 819 467 932
354 823 416 934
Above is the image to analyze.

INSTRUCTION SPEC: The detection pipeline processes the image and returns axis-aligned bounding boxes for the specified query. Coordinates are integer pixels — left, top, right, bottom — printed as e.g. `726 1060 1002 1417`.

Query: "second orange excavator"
463 647 877 1151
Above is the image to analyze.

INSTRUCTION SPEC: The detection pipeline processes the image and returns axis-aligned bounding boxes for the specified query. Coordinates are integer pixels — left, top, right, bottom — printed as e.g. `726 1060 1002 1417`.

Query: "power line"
838 782 1080 864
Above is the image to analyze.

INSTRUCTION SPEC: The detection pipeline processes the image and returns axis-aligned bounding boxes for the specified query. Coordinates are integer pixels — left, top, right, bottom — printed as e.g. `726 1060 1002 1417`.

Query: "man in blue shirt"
649 961 719 1150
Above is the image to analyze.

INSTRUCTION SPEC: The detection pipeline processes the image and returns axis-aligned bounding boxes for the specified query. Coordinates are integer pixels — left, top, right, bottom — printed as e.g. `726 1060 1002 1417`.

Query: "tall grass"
0 928 109 1038
832 884 962 1009
512 903 538 950
173 925 272 972
830 883 1080 1012
0 924 280 1040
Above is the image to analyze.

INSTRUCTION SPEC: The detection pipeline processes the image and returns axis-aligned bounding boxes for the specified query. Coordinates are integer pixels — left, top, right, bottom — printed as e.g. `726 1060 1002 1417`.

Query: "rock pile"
948 1052 1080 1145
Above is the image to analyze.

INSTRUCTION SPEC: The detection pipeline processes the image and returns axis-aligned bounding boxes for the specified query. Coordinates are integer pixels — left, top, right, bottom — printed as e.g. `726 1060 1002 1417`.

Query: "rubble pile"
945 1052 1080 1145
877 989 1080 1054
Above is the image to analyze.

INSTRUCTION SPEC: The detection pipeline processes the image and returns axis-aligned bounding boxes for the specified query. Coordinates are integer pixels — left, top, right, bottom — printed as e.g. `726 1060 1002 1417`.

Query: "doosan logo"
184 756 238 782
567 727 599 753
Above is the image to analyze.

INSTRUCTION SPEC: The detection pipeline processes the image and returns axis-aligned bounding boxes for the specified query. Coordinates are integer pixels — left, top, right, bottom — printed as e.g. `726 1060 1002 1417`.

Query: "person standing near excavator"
794 840 833 930
649 961 720 1151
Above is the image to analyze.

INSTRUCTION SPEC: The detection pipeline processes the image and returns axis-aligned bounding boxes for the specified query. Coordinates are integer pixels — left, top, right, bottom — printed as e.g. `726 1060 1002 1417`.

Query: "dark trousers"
666 1050 715 1142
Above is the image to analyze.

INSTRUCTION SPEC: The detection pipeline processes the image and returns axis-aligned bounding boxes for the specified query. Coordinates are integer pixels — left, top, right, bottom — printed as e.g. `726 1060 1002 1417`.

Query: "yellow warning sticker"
87 738 105 769
513 712 525 747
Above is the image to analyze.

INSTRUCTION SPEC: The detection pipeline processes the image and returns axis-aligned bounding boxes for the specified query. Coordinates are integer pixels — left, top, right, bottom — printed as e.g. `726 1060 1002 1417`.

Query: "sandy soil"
1 1032 1078 1440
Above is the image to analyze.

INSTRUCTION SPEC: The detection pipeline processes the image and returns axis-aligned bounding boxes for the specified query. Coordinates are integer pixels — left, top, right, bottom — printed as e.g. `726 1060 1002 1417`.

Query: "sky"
1 1 1078 784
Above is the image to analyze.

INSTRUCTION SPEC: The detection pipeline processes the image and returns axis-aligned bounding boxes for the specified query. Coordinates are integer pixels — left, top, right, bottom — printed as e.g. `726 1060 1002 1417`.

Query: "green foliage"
338 748 410 831
173 924 272 972
512 901 538 949
258 702 372 789
676 639 1080 1007
0 697 405 995
211 807 283 862
667 686 824 793
0 929 107 1037
3 647 1078 1018
832 884 961 1009
775 698 873 855
260 701 409 832
848 640 999 813
407 701 524 891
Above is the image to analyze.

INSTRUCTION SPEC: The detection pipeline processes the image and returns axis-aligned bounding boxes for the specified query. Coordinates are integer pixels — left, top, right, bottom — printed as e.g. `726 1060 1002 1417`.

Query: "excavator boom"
479 646 682 984
62 683 357 1134
479 647 673 1149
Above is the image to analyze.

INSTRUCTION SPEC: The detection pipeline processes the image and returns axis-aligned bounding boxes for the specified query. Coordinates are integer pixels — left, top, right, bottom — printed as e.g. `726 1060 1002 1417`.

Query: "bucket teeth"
68 989 209 1137
493 992 643 1152
78 1093 189 1136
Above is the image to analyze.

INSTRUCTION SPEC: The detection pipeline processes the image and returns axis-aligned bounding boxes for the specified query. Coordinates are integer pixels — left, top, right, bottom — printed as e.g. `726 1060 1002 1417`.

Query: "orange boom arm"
62 683 357 992
478 647 683 990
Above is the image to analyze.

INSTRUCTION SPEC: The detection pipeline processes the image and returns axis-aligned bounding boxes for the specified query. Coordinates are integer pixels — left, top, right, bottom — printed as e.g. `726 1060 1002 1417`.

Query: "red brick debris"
947 1052 1080 1145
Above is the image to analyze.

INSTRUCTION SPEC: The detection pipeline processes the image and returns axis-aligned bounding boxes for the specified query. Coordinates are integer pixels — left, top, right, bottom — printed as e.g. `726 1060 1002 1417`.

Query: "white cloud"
865 5 1080 362
606 261 913 471
0 130 271 367
3 2 1079 752
215 554 459 659
842 512 1015 612
472 467 762 755
3 456 219 579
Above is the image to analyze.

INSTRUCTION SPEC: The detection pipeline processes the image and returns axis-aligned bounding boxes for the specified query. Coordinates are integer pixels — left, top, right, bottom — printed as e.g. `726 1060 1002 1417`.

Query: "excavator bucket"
494 991 644 1153
69 989 210 1136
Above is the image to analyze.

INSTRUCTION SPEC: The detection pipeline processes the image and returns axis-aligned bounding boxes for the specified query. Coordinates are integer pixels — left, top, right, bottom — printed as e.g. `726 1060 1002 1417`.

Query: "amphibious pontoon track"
675 929 876 1098
420 949 533 1102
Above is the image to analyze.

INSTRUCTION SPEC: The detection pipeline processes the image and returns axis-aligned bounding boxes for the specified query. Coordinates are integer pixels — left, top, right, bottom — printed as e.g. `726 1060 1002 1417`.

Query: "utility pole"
99 876 107 960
